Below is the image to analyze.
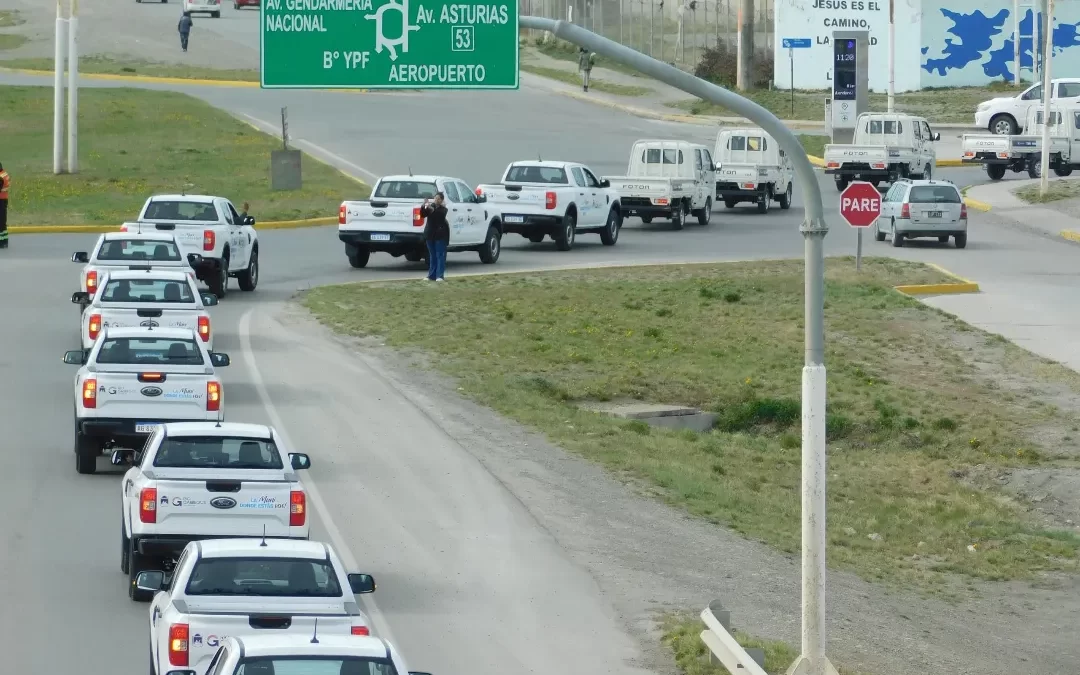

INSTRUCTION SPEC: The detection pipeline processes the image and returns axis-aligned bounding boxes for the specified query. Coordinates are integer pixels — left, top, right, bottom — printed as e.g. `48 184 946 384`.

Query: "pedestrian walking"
578 47 594 92
0 161 9 250
178 12 193 52
420 192 450 281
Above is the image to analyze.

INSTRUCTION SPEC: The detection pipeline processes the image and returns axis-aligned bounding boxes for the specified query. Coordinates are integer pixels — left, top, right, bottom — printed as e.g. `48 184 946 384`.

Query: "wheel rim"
566 223 573 242
250 257 258 284
993 119 1011 134
610 214 618 238
490 234 499 257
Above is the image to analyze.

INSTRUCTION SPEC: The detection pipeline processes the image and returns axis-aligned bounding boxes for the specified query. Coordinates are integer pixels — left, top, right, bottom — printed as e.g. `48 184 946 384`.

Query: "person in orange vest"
0 161 9 249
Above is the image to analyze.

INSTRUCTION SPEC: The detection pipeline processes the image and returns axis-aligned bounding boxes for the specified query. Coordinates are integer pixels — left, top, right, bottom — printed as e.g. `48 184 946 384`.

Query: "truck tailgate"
92 367 214 423
340 200 421 234
824 145 889 165
476 184 550 210
714 164 758 185
126 222 217 258
150 469 298 536
99 306 203 332
605 177 681 198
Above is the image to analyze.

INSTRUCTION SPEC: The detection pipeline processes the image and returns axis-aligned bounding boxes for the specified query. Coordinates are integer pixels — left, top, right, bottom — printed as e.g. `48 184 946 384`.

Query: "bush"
694 42 774 89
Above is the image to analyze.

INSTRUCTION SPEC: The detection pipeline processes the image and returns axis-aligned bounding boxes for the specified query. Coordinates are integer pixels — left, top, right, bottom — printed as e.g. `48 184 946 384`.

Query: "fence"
520 0 775 72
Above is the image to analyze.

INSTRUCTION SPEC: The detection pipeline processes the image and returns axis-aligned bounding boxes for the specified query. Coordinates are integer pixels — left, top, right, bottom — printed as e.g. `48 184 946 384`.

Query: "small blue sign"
782 38 812 49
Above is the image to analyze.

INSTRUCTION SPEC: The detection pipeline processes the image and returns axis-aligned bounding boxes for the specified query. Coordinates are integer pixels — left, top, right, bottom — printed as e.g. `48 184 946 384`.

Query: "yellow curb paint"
964 197 992 212
0 67 371 93
806 154 826 167
923 262 978 285
9 216 336 235
894 282 980 295
1061 229 1080 242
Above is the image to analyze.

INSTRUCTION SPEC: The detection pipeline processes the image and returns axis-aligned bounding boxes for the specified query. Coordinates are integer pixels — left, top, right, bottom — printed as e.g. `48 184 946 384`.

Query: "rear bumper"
961 153 1028 165
716 182 766 200
617 198 676 218
133 533 308 558
895 223 968 236
340 230 425 254
500 213 564 235
78 417 217 445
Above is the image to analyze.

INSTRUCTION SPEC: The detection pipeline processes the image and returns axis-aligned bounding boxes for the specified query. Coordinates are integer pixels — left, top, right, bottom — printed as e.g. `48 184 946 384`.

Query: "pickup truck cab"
73 269 218 351
135 538 378 674
72 232 200 308
475 160 622 250
201 635 431 675
604 139 715 227
120 422 313 599
713 128 794 213
338 175 502 268
127 195 260 298
62 326 232 475
824 113 939 191
975 78 1080 135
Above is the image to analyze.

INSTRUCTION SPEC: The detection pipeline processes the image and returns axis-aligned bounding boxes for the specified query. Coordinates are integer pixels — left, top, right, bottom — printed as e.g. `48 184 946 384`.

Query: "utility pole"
1013 0 1020 85
67 0 79 173
52 0 67 175
1039 0 1054 196
887 0 895 111
736 0 753 90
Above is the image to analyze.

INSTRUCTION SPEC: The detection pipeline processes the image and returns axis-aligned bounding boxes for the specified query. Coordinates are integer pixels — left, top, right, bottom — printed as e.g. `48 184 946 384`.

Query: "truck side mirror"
72 251 89 263
599 179 611 188
289 453 312 470
200 293 218 307
932 132 941 141
243 215 256 226
210 353 231 368
72 291 90 305
63 350 87 365
347 573 376 594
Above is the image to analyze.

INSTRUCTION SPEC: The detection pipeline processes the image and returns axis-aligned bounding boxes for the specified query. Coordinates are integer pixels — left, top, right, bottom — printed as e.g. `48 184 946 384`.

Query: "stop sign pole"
839 181 882 272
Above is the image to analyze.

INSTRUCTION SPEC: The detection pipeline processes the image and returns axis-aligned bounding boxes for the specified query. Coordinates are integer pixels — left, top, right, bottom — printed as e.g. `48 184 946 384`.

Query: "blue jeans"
426 239 447 279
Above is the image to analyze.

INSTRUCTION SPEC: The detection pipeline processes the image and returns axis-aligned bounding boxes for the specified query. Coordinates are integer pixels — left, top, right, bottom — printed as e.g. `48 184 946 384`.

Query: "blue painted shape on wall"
923 8 1010 76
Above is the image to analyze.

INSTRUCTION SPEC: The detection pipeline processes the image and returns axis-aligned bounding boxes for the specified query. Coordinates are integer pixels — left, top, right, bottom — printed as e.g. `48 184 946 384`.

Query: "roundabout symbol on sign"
366 0 421 61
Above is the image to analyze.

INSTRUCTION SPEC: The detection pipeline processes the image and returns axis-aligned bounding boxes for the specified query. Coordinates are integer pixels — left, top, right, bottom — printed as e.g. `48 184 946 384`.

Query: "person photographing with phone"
421 192 450 281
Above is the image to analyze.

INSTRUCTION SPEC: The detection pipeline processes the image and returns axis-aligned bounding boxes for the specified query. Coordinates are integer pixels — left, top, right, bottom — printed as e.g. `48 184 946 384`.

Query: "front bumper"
974 109 992 129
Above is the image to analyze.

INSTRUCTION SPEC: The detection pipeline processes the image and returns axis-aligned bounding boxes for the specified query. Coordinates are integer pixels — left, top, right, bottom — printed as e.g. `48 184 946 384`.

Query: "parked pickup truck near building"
823 113 940 191
961 106 1074 180
135 538 378 675
119 422 313 600
713 127 794 213
338 174 502 268
475 160 622 250
604 139 714 228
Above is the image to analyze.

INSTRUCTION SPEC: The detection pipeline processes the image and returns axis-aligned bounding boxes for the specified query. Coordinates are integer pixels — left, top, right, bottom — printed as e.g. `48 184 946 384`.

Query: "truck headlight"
976 103 990 112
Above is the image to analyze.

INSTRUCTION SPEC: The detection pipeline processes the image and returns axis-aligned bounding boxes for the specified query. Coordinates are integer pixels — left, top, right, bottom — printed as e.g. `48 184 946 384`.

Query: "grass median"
0 55 260 82
1013 178 1080 203
521 64 653 96
303 260 1080 596
1 86 367 226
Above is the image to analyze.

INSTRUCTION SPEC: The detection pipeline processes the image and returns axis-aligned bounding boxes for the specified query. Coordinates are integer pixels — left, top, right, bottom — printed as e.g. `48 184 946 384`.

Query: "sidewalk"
966 177 1080 243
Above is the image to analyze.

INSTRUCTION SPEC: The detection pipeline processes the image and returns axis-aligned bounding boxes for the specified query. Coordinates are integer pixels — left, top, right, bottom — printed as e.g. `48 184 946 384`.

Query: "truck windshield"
97 239 182 262
100 278 195 303
95 337 205 365
908 186 961 204
186 557 344 597
868 120 902 134
504 166 568 183
373 181 438 199
154 436 285 469
143 201 218 221
237 657 398 675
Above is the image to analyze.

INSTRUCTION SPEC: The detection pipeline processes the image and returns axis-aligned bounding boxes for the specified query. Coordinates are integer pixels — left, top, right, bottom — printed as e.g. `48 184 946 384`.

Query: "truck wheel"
479 226 501 263
555 213 577 251
209 258 228 298
1028 158 1041 179
236 248 258 292
128 538 154 602
121 516 130 575
723 198 737 209
985 164 1007 181
640 215 653 224
873 219 885 242
695 199 712 226
778 183 792 210
756 187 772 214
835 176 849 192
890 220 904 248
347 248 370 268
600 209 621 245
404 249 425 262
1054 165 1073 177
75 430 98 475
990 114 1017 135
954 233 968 249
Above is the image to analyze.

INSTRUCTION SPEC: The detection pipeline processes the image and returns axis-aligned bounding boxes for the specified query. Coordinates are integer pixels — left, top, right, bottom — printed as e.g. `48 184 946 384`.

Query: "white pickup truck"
73 269 218 351
962 106 1075 180
824 113 940 190
62 326 232 475
72 232 200 308
475 160 623 250
338 174 503 268
974 78 1080 135
135 538 378 675
713 127 794 213
202 635 429 675
119 422 313 599
126 195 260 298
604 139 715 228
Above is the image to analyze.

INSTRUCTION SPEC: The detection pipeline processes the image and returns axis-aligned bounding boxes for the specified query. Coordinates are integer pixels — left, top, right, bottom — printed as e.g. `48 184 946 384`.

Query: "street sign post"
781 38 811 118
839 181 881 271
260 0 520 90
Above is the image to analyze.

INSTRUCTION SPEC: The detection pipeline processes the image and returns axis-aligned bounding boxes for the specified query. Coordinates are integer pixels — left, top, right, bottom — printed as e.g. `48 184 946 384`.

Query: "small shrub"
627 420 652 435
693 42 774 89
717 397 800 432
933 417 958 431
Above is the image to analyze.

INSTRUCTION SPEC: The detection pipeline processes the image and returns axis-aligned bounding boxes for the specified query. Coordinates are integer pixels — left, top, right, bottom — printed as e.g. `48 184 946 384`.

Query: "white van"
713 127 794 213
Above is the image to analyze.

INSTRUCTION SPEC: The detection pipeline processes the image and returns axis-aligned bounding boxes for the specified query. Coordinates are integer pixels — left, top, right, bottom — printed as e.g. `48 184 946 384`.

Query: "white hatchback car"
874 179 968 249
182 0 222 17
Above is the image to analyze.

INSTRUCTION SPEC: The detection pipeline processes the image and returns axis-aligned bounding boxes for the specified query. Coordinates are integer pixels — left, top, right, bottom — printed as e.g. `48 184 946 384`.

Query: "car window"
908 186 961 203
143 201 218 221
870 120 902 134
504 166 568 184
373 181 438 199
923 122 932 138
1023 84 1042 100
912 123 922 140
185 557 344 597
237 657 398 675
95 337 205 365
1058 82 1080 98
642 148 684 164
220 201 234 225
96 239 183 262
153 436 285 469
454 182 475 203
570 167 586 186
442 181 461 202
746 136 765 151
581 168 601 187
100 278 196 303
727 136 746 151
703 149 714 167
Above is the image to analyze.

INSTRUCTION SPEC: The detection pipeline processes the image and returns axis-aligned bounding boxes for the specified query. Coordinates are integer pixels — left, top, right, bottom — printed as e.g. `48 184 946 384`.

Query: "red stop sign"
839 181 882 228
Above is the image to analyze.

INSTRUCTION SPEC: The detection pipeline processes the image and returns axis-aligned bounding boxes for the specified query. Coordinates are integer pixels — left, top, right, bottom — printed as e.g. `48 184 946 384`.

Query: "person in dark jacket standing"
0 161 10 249
178 13 193 52
421 192 450 281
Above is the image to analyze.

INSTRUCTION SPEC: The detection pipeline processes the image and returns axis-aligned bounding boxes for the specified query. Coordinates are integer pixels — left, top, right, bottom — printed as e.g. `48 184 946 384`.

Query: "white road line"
238 307 400 647
236 112 382 183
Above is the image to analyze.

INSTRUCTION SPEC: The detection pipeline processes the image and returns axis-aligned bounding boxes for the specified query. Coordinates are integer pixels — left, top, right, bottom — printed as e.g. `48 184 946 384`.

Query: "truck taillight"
86 270 98 294
960 203 968 219
88 314 102 341
740 183 755 190
206 381 221 411
351 626 370 636
140 487 158 523
198 316 210 342
82 378 97 409
826 162 839 169
339 204 346 225
900 203 910 219
203 230 215 251
290 490 306 526
168 623 189 666
545 191 557 210
413 206 425 227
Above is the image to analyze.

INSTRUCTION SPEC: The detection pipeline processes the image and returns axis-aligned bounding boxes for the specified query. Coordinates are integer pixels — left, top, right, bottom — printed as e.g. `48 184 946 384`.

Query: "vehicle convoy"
200 634 431 675
119 422 313 598
475 160 622 250
337 174 503 268
73 269 219 351
974 77 1080 135
135 538 378 675
962 105 1078 180
873 178 969 249
712 127 794 213
62 326 232 475
603 139 714 227
71 232 200 308
124 194 259 298
823 113 940 191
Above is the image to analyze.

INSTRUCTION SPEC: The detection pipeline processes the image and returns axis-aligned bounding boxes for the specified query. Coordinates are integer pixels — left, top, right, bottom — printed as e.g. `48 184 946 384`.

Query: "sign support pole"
887 0 895 112
1039 0 1054 196
1013 0 1021 84
52 0 67 175
856 228 862 271
789 46 794 118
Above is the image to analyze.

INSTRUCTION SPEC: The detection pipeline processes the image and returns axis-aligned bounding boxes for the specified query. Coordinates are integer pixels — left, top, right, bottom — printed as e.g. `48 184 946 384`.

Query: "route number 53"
452 26 474 52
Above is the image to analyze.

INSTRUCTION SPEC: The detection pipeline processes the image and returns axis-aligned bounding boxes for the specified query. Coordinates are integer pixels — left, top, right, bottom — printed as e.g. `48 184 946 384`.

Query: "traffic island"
302 258 1080 597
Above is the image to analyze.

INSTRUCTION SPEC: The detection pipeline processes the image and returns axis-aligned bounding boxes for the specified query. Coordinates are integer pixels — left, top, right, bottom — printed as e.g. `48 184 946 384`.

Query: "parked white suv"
873 179 968 249
975 78 1080 135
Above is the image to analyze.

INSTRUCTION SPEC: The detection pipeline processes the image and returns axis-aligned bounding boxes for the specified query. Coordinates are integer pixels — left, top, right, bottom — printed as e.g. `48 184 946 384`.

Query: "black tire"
211 10 220 16
990 114 1017 135
527 234 545 243
890 221 904 248
778 183 792 210
835 176 849 192
723 198 737 209
954 233 968 249
128 537 154 602
869 179 880 187
478 225 501 263
236 248 258 291
1028 157 1041 179
640 215 653 224
874 220 886 242
404 249 424 262
600 209 621 245
555 212 576 251
347 248 370 268
756 187 772 214
75 430 98 475
985 164 1007 181
208 258 228 298
671 202 685 230
695 199 712 226
1054 165 1073 177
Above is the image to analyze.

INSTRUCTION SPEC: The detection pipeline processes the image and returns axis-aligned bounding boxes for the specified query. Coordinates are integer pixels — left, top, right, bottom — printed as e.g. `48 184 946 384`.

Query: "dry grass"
1013 178 1080 203
1 55 260 82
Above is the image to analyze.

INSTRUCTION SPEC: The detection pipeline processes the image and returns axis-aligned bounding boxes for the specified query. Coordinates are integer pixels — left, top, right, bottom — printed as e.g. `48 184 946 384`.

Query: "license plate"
928 211 942 218
504 216 524 223
135 422 160 434
369 233 390 241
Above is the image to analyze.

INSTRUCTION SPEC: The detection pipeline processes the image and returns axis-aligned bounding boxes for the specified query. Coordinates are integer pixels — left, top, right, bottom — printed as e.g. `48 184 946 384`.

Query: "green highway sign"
260 0 520 90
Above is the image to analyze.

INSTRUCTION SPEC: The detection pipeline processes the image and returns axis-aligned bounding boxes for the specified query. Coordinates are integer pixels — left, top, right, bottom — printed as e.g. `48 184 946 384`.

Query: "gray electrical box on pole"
829 30 869 145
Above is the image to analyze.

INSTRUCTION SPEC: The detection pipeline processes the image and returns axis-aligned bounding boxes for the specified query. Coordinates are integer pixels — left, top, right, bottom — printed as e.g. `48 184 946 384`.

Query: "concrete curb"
964 197 992 212
893 262 980 296
0 67 371 93
1062 229 1080 243
9 216 336 235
